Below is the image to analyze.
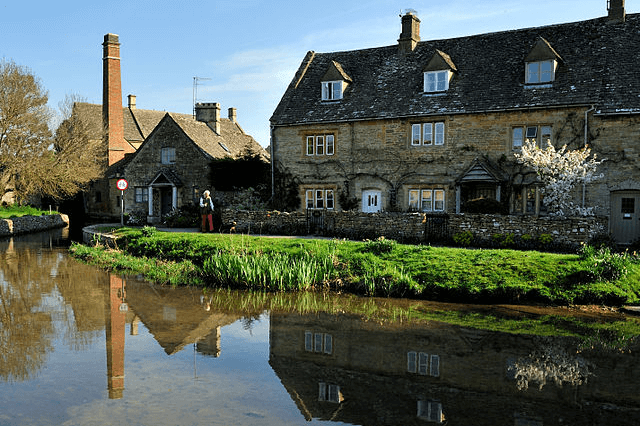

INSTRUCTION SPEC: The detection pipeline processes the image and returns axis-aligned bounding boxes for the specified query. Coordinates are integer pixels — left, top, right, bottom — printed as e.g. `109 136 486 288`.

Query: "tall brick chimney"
608 0 625 22
103 34 133 165
398 11 420 53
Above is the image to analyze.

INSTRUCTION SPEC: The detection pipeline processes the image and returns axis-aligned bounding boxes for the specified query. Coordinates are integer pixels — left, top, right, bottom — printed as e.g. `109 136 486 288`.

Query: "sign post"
116 179 128 226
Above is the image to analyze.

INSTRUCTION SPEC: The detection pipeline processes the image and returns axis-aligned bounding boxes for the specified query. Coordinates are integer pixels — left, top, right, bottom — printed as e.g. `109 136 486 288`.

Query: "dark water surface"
2 228 640 425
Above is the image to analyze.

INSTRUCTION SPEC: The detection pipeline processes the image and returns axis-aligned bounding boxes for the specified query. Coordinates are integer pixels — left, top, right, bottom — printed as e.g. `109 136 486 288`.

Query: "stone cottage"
270 0 640 244
72 33 266 222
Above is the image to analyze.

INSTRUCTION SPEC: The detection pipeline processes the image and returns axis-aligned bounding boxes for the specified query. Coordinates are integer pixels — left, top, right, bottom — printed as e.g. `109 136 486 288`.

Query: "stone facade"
0 214 69 237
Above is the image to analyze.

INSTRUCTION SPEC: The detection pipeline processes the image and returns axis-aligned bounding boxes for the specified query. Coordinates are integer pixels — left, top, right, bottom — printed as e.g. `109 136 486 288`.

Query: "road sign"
116 179 128 191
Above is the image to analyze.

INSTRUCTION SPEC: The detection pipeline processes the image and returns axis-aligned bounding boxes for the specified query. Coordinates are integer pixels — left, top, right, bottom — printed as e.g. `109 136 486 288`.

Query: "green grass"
69 227 640 306
0 205 58 219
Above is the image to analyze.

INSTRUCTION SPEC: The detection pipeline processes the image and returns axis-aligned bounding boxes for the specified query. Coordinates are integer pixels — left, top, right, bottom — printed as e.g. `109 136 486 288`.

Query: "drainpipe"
270 124 275 203
582 105 595 208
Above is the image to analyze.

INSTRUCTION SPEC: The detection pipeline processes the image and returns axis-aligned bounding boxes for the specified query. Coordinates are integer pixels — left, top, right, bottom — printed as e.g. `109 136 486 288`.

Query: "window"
407 352 441 377
318 383 342 403
526 60 556 84
306 189 334 210
306 134 335 156
135 187 148 203
321 81 344 101
424 70 451 92
408 189 445 212
417 400 444 423
512 125 552 149
411 122 444 146
305 331 333 354
161 147 175 164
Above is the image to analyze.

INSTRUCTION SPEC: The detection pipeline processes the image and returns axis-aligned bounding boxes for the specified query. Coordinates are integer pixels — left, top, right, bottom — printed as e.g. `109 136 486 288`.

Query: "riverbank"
70 226 640 307
0 213 69 237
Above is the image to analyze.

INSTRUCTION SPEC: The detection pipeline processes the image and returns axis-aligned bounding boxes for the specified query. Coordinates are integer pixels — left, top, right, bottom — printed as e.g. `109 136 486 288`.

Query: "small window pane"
307 136 314 155
512 127 524 148
332 81 342 100
316 190 324 209
306 190 314 209
426 73 436 92
326 135 334 155
321 82 329 100
305 331 313 352
423 123 433 145
318 382 327 401
314 333 323 352
316 136 324 155
407 351 417 373
540 126 552 148
421 190 433 212
540 60 553 82
430 354 440 377
435 122 444 145
324 334 333 354
436 71 447 91
418 352 429 375
527 63 539 84
327 385 340 402
412 124 421 145
408 190 419 210
434 190 445 211
326 190 334 210
526 126 538 139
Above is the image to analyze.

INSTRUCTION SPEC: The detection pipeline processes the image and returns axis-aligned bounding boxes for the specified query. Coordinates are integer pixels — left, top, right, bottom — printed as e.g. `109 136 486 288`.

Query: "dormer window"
526 59 556 84
424 70 451 93
321 81 344 101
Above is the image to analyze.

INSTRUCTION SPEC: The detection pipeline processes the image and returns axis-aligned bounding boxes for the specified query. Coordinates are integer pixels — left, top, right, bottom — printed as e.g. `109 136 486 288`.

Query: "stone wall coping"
0 213 70 237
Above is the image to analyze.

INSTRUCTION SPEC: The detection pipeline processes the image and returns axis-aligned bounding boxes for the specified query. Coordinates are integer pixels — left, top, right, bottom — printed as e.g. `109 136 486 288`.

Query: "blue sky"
1 0 634 147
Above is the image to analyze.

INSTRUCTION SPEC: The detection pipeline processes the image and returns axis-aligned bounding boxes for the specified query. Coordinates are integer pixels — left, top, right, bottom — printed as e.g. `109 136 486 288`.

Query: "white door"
362 190 382 213
610 191 640 244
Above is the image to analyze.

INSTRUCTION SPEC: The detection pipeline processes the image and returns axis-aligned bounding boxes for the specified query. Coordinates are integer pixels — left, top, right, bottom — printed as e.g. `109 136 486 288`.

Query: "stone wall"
220 209 607 248
0 214 70 237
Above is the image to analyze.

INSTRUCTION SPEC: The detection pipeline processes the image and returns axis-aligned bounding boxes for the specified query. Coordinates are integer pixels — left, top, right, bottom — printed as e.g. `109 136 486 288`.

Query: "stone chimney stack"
195 102 221 134
102 34 133 165
398 11 420 53
228 107 237 123
127 94 136 110
608 0 625 22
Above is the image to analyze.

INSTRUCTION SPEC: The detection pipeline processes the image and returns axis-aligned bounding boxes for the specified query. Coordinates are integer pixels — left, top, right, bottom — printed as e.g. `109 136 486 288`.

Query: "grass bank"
71 227 640 306
0 205 58 219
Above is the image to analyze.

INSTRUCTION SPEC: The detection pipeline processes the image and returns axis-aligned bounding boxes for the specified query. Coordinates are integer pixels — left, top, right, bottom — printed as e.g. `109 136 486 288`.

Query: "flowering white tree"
514 140 604 217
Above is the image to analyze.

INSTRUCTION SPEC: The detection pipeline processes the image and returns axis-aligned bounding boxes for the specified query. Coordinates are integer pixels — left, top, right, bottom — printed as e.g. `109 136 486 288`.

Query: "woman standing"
199 190 214 232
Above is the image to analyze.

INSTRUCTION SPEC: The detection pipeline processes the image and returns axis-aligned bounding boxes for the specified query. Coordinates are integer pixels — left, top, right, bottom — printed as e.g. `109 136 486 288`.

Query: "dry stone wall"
0 214 69 237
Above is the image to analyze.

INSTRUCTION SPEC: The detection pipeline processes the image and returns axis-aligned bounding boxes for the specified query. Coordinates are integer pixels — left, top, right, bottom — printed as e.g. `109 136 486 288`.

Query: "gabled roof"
271 14 640 126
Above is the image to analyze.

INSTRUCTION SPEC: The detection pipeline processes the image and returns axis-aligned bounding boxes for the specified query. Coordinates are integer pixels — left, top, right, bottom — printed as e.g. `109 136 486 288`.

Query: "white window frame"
512 125 553 149
321 80 344 101
417 400 443 423
305 330 333 354
305 134 335 156
135 187 148 203
526 59 556 84
408 351 441 377
306 189 335 210
408 189 445 212
318 383 341 403
411 122 445 146
424 70 451 93
161 147 176 164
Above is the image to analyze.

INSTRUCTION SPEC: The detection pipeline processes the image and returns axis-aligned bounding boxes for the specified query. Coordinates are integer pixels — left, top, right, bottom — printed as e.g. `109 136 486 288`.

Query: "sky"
1 0 635 147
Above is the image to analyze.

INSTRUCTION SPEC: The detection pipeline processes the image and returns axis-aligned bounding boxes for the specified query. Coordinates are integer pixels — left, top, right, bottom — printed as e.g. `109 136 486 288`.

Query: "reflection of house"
268 312 640 425
121 280 240 356
74 33 267 222
270 1 640 244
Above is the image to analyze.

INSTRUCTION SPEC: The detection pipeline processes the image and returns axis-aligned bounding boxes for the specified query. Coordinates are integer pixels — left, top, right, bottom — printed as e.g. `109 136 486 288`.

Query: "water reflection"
2 230 640 425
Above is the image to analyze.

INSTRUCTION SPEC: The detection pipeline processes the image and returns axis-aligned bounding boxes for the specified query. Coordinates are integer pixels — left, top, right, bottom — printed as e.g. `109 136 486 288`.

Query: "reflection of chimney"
196 326 221 357
398 12 420 53
102 33 134 165
127 94 136 110
608 0 626 23
106 275 127 399
195 102 221 134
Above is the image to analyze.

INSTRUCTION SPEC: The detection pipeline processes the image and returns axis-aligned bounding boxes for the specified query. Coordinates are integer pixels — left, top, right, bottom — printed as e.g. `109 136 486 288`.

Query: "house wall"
273 107 639 240
122 120 211 217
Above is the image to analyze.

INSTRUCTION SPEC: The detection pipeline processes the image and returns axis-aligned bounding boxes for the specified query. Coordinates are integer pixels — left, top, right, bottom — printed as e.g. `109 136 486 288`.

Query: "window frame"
409 189 445 212
134 187 148 203
321 80 344 101
512 124 553 150
161 147 176 165
305 188 335 210
305 134 335 156
526 59 556 84
424 70 451 93
411 122 445 146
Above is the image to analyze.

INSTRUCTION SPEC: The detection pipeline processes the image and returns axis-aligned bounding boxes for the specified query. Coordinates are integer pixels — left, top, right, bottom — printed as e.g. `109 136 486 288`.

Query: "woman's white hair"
203 190 210 197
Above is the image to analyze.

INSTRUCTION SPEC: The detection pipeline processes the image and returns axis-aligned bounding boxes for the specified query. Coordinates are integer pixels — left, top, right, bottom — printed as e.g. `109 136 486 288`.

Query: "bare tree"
0 60 104 204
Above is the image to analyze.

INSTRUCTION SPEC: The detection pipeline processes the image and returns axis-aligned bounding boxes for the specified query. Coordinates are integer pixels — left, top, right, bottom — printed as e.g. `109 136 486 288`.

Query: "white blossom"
514 140 604 217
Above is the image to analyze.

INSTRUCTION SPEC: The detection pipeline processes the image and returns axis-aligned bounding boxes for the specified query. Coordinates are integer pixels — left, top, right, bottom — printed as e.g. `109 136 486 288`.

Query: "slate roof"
271 14 640 126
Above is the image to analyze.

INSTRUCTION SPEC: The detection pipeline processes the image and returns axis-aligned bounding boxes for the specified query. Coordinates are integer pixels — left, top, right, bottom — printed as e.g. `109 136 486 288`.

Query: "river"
1 227 640 425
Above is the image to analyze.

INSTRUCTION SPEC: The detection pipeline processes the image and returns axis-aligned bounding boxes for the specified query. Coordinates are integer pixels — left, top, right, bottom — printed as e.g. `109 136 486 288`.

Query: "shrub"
453 230 473 246
141 226 157 237
538 234 554 246
363 236 396 255
462 198 508 214
579 244 631 282
163 205 200 228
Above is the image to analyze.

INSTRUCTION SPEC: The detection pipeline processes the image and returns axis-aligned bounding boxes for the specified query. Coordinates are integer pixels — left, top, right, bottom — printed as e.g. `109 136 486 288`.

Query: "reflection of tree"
509 342 593 391
0 246 56 382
